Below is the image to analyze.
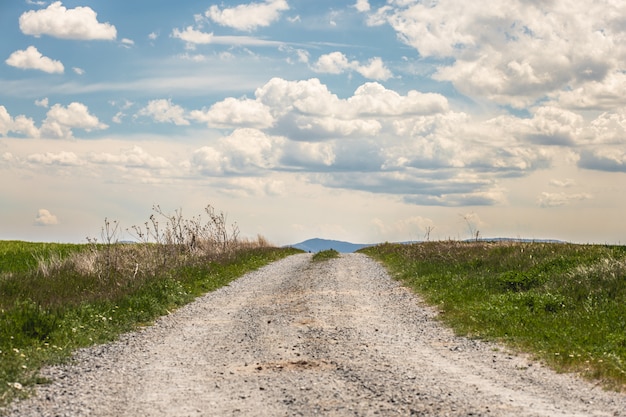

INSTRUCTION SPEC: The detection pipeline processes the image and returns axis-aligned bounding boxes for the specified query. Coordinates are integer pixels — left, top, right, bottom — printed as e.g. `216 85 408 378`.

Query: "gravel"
4 253 625 416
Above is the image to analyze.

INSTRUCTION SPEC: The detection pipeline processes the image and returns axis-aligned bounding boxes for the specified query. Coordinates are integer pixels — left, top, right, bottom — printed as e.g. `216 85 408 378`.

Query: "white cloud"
191 128 285 176
148 31 159 41
171 26 213 45
73 67 85 75
0 106 39 138
137 99 190 126
551 72 626 111
355 57 393 81
206 0 289 31
121 38 134 47
112 112 125 124
5 46 64 74
538 192 593 208
374 0 626 108
549 178 576 188
282 142 336 168
349 82 448 116
27 151 83 166
190 97 274 129
19 1 117 40
35 98 49 108
581 109 626 146
172 28 284 48
89 146 171 169
34 209 59 226
41 102 108 139
354 0 371 13
313 51 350 74
312 52 392 81
255 77 447 127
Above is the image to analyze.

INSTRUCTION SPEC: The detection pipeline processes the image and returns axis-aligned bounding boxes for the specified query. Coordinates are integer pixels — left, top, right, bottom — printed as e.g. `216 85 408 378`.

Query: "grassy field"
0 205 301 407
361 241 626 391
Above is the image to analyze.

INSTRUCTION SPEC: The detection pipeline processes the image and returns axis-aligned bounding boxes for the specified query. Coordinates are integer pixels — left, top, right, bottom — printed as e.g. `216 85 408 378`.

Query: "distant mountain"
288 237 565 254
288 238 375 253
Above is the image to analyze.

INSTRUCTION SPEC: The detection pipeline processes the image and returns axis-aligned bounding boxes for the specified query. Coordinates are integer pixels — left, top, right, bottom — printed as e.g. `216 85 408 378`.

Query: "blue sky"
1 0 626 245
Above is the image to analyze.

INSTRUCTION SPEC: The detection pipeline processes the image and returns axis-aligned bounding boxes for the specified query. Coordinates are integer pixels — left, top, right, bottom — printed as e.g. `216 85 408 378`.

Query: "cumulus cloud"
183 77 624 206
312 52 393 80
550 72 626 111
370 0 626 108
19 1 117 40
189 97 274 129
40 102 108 139
137 99 189 126
257 77 446 119
206 0 289 31
0 106 39 138
191 128 285 176
35 98 49 108
5 46 64 74
34 209 59 226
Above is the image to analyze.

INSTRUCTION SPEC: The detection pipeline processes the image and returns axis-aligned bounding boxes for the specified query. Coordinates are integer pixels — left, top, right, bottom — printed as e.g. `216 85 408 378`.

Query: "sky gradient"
1 0 626 245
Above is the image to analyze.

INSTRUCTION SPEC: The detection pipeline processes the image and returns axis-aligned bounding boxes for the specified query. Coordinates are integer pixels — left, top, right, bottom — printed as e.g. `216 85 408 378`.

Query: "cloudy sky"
1 0 626 245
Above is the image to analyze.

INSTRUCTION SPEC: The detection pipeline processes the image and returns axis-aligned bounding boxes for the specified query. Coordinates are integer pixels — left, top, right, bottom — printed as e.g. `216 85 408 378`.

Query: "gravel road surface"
5 253 625 416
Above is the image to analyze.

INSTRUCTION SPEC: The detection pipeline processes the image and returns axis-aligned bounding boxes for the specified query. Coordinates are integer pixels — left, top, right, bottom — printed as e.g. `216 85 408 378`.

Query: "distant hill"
288 238 375 253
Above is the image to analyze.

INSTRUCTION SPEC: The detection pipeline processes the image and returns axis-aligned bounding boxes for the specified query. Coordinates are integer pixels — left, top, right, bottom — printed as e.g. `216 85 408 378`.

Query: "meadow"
0 205 299 407
361 241 626 391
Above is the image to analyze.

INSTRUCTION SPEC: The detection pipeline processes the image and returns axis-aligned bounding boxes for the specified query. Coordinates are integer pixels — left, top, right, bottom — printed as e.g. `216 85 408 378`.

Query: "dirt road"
5 253 625 416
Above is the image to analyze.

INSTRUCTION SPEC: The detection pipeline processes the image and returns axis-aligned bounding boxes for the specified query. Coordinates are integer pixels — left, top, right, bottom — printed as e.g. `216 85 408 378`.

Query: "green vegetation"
312 249 340 262
0 205 300 407
361 241 626 391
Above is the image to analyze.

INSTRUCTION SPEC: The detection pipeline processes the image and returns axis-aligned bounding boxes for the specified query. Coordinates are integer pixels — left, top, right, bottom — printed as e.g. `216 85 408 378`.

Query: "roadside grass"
0 205 301 408
311 249 340 262
361 241 626 391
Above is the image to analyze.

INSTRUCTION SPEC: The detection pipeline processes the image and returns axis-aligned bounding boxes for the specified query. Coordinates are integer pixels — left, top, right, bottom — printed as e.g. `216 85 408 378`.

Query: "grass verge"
0 205 302 408
311 249 340 262
0 244 299 407
361 241 626 391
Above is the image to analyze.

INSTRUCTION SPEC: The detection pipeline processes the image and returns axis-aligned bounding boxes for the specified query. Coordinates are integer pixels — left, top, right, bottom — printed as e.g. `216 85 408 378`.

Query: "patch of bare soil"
5 253 625 416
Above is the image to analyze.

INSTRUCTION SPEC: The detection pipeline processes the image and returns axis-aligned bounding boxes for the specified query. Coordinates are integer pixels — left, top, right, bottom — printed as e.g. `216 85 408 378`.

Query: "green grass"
361 241 626 391
0 241 86 274
311 249 340 262
0 240 301 407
